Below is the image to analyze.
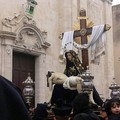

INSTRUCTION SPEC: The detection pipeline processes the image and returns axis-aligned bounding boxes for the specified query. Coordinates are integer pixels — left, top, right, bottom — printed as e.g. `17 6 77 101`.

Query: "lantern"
109 83 120 98
22 73 34 105
80 67 94 93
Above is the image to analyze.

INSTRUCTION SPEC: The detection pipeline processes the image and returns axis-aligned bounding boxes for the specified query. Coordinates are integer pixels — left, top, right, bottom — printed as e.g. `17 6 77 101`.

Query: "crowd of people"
1 50 120 120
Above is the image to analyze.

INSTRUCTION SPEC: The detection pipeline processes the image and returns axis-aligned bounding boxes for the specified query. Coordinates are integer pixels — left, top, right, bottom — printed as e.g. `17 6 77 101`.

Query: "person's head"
72 93 89 116
33 103 48 120
65 50 82 67
66 52 73 61
105 98 120 116
65 50 78 62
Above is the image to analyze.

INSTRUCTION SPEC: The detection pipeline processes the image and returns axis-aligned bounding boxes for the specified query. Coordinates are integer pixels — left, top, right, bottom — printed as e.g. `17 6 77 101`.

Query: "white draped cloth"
59 31 74 57
86 25 106 62
86 25 105 47
59 25 106 63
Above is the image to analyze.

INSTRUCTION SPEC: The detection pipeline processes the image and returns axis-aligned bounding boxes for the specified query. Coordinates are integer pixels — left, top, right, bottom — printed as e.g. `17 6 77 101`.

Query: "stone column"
35 53 47 105
0 31 16 81
103 0 114 98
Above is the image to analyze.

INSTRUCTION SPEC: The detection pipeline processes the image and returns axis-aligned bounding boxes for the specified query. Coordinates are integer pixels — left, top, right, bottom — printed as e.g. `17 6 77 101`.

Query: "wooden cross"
73 9 111 70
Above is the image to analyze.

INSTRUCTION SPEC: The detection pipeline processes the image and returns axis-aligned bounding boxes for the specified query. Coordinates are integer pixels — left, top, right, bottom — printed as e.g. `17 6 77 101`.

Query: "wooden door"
12 51 35 107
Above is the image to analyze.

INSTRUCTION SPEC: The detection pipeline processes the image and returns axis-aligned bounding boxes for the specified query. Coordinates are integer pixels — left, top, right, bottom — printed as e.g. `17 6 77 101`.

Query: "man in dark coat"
0 75 31 120
72 93 100 120
32 103 48 120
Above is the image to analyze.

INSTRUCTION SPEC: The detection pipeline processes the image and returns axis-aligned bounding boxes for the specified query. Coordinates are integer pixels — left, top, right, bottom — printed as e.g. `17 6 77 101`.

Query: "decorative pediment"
15 24 50 50
1 1 50 52
1 13 36 32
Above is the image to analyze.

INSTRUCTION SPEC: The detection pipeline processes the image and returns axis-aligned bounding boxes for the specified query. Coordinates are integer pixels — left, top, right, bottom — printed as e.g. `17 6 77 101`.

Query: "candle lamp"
80 67 94 94
22 73 34 105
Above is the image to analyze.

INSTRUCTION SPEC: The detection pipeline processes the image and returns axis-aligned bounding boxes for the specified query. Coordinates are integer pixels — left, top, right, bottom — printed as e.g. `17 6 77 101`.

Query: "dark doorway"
12 51 35 107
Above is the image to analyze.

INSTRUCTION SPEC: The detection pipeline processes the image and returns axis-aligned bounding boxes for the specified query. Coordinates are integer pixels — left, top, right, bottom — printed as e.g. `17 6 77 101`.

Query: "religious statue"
60 9 111 69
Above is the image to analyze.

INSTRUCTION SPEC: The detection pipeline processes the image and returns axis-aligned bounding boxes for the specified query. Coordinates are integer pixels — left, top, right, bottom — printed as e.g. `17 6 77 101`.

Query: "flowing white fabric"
59 25 105 63
74 25 105 49
88 25 105 62
60 31 74 56
73 25 105 63
87 25 105 48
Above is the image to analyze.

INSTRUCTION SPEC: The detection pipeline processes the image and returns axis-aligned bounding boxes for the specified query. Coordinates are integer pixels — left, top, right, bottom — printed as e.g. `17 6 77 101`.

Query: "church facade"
112 4 120 85
0 0 114 106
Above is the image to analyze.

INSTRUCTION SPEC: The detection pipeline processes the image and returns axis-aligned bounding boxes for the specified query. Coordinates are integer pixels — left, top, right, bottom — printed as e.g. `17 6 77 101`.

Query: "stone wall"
112 4 120 84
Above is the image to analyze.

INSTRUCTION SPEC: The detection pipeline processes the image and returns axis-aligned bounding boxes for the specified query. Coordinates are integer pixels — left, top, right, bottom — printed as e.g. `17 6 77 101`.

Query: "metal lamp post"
22 73 34 106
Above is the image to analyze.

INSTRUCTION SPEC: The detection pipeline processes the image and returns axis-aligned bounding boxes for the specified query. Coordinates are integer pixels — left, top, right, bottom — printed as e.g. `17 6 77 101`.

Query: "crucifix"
73 9 111 70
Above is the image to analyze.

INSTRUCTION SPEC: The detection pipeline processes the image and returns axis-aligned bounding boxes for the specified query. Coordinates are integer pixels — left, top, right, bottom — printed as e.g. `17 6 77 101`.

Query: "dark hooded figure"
32 103 48 120
105 98 120 120
0 75 31 120
50 50 83 105
72 93 100 120
73 113 98 120
64 50 83 76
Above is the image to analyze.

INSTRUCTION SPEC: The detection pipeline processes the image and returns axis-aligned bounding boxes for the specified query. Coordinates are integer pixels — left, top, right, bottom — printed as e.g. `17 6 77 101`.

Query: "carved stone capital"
0 31 16 40
1 13 36 32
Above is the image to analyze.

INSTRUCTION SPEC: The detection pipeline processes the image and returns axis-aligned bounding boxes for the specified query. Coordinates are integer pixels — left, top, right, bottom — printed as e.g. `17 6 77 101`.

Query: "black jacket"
108 114 120 120
0 75 31 120
73 111 100 120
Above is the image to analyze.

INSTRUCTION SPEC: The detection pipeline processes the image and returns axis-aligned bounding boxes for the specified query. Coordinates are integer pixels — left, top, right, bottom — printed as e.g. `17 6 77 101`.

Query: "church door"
12 51 35 107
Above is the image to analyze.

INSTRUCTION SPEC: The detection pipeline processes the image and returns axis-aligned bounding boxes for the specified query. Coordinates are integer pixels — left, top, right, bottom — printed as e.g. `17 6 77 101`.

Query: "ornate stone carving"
101 0 113 4
6 45 12 55
41 31 47 41
1 13 50 52
1 1 50 53
1 0 37 32
14 24 50 52
2 13 36 32
0 31 16 41
15 27 41 50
